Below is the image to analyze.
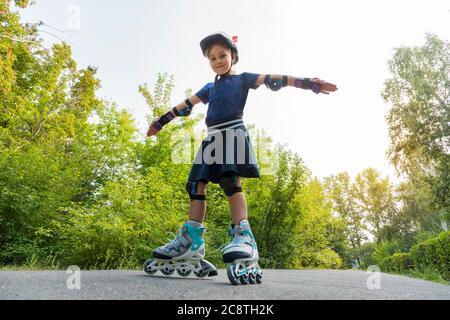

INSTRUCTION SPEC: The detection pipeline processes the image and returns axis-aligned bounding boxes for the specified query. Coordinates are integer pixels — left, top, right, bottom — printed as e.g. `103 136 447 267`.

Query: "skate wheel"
194 270 208 278
196 260 217 278
161 267 175 276
143 259 157 275
177 268 192 278
239 274 250 285
145 268 157 275
256 273 262 284
226 264 240 286
248 273 256 284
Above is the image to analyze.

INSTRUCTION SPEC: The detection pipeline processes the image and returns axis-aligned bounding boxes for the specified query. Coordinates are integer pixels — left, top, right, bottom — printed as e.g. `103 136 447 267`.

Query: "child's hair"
205 42 231 59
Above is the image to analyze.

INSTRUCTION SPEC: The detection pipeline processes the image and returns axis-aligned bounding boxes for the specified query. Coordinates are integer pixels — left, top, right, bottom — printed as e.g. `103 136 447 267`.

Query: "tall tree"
0 2 138 265
258 150 309 267
382 33 449 222
353 168 397 242
323 172 366 249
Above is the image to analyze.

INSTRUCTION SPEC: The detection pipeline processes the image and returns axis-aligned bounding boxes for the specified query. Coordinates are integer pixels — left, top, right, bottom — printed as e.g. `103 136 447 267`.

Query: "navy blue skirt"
188 119 260 184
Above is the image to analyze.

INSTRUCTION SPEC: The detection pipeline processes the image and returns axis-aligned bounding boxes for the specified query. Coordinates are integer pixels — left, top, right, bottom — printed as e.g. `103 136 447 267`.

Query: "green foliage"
382 33 449 227
0 5 142 267
379 253 413 274
290 179 342 269
323 172 367 250
372 240 401 265
415 230 437 243
356 242 377 270
382 33 449 177
374 34 450 275
409 231 450 280
353 168 397 241
326 216 352 268
256 150 309 268
379 231 450 281
323 169 399 267
52 170 188 269
244 152 343 270
1 5 447 276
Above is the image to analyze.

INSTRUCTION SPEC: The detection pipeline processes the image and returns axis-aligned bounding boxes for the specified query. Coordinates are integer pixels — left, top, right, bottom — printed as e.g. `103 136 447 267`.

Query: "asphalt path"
1 269 449 300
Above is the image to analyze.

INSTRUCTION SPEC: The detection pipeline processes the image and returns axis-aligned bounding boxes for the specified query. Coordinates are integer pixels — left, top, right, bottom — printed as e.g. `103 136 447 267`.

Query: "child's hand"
147 119 162 137
312 78 338 95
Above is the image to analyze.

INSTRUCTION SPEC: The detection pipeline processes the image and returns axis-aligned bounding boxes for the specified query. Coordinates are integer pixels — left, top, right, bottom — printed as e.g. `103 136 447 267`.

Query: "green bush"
51 170 190 269
379 252 413 274
311 248 343 269
410 231 450 280
380 231 450 281
373 240 401 265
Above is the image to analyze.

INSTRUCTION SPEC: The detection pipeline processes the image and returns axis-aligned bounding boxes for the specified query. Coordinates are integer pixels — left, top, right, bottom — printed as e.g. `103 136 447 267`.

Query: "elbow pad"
264 75 288 92
173 99 194 117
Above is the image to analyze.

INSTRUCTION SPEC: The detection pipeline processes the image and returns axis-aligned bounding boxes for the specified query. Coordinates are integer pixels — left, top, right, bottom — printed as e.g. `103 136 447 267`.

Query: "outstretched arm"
255 74 338 95
147 95 203 137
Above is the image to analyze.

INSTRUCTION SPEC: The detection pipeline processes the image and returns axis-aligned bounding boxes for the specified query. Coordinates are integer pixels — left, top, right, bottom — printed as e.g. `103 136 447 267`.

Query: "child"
143 32 338 285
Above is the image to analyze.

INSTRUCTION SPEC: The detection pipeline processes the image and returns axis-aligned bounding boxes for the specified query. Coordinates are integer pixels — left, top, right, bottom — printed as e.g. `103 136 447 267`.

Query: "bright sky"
16 0 450 182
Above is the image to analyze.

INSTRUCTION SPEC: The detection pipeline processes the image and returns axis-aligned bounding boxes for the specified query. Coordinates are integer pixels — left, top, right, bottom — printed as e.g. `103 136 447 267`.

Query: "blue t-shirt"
195 72 260 127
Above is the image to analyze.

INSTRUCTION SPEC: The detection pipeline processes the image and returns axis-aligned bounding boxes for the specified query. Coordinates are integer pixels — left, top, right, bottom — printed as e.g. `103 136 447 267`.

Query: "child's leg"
145 179 217 277
188 181 207 223
227 177 248 225
222 176 262 285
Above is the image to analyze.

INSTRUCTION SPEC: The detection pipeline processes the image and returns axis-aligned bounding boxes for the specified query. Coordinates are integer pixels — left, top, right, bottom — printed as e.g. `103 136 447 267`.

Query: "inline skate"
143 222 218 278
221 220 263 285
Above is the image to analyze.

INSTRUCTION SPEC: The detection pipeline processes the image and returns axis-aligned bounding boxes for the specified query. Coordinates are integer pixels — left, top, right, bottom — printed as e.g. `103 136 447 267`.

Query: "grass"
404 268 449 286
381 267 450 286
0 264 61 271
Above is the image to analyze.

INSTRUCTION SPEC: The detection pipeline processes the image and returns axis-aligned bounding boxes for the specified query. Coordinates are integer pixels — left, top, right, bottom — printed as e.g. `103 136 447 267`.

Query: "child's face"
207 44 235 76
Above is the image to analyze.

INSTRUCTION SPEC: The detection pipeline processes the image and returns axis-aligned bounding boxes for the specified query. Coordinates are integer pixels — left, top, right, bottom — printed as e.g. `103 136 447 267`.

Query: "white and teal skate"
143 222 218 278
221 220 263 285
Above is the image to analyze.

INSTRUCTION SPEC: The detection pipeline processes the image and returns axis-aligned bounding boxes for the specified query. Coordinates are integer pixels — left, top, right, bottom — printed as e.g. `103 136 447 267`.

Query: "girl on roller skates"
144 32 338 285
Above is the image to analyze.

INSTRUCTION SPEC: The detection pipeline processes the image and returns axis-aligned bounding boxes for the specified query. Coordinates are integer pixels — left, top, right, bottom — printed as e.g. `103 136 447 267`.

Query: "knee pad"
219 174 243 197
186 181 206 201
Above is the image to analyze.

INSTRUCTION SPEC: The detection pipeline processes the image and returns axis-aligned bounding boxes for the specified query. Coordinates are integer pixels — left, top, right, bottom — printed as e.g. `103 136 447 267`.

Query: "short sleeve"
243 72 261 90
195 83 211 104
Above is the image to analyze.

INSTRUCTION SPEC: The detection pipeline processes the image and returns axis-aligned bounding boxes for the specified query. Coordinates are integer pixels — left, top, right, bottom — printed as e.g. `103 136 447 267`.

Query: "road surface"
1 269 449 300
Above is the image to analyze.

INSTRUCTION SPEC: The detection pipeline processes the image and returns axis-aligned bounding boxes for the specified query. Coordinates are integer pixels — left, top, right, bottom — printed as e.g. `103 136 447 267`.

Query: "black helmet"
200 32 239 65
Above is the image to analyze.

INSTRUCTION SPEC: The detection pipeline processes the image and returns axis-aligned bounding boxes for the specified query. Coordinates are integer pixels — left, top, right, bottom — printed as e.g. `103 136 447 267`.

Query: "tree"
324 169 400 266
323 172 367 249
382 33 449 219
353 168 397 242
256 150 309 268
0 2 139 265
1 0 30 13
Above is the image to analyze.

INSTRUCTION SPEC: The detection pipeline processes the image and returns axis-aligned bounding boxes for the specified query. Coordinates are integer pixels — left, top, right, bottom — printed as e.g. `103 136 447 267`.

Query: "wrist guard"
265 75 288 92
153 110 175 130
295 78 321 94
173 99 194 117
